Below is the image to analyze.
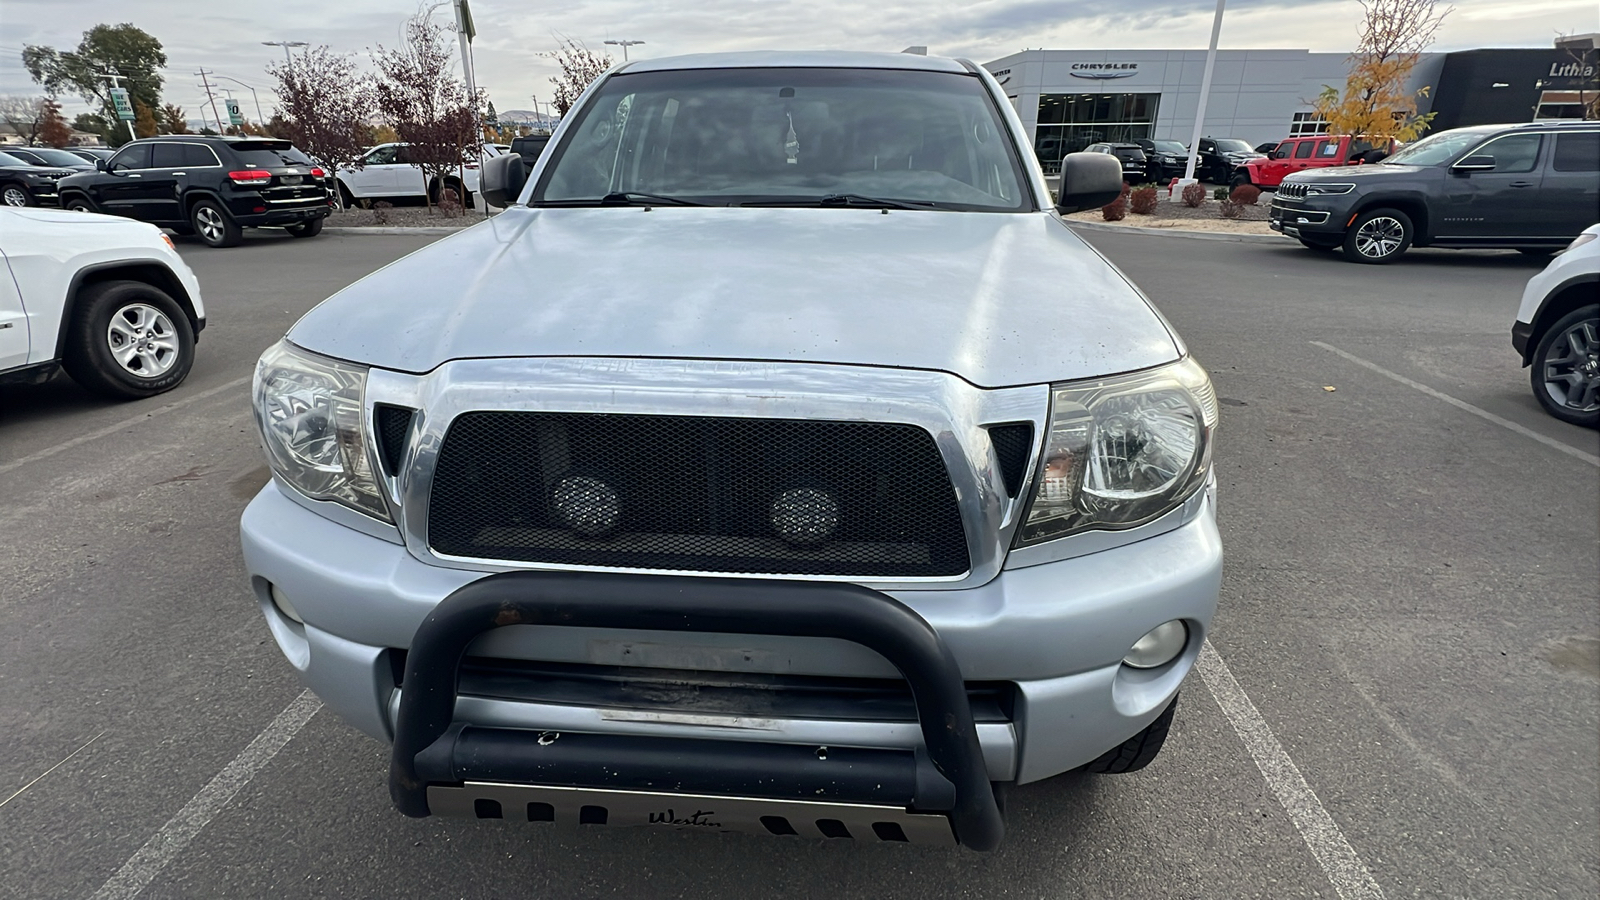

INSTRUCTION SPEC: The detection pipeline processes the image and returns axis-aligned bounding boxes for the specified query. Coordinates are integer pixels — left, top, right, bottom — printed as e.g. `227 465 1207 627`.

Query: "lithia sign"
1070 62 1139 80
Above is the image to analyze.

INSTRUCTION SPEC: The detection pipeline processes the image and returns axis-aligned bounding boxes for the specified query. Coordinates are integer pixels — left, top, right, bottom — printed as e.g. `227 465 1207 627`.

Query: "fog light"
770 487 840 546
551 474 621 538
1123 620 1187 669
269 583 305 624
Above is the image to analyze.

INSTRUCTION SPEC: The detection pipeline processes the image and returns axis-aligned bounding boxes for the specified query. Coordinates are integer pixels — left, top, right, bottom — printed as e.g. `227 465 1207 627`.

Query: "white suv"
0 207 205 399
1513 224 1600 427
334 142 482 208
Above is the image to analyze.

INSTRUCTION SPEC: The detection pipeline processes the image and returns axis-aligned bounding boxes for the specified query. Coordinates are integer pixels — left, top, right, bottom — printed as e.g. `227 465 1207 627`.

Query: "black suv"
0 149 74 208
1271 122 1600 264
57 136 331 247
1084 142 1150 182
1194 137 1262 183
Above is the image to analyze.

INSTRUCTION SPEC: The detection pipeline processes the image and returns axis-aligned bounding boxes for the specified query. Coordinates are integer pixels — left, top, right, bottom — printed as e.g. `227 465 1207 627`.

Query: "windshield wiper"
599 191 703 207
743 193 933 210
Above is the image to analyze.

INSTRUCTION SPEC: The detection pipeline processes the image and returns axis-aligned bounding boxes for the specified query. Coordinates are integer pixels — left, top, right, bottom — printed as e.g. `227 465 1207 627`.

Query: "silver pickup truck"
240 50 1221 851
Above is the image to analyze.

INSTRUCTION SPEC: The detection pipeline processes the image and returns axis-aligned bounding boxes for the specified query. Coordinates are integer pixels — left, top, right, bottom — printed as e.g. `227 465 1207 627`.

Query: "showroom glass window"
1033 93 1160 174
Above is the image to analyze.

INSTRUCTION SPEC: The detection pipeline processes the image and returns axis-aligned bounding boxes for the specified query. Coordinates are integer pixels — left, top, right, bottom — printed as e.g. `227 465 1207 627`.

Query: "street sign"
110 87 134 121
458 0 476 42
225 99 243 126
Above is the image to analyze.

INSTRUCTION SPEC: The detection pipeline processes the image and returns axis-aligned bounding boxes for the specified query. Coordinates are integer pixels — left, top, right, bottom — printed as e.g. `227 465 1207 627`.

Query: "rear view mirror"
481 153 529 208
1271 149 1289 160
1054 152 1124 215
1453 155 1495 172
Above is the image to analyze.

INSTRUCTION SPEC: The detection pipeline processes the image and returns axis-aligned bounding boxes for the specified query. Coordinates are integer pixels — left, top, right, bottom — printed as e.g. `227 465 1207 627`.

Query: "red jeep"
1233 135 1398 189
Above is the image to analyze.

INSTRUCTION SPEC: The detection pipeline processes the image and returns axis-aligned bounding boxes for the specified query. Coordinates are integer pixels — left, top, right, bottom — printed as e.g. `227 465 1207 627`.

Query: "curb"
1065 218 1286 245
323 226 473 235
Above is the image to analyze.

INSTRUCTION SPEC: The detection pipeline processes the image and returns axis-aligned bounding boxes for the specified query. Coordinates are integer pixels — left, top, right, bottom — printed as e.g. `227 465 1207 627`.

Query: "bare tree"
548 38 612 117
1315 0 1451 145
0 95 49 144
268 45 376 206
371 13 481 211
1552 33 1599 120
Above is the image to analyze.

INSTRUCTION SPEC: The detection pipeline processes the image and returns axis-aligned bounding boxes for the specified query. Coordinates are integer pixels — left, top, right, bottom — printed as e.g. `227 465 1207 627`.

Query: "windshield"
1381 129 1491 167
0 151 27 167
1151 140 1186 154
1215 140 1253 153
26 148 88 166
534 67 1030 211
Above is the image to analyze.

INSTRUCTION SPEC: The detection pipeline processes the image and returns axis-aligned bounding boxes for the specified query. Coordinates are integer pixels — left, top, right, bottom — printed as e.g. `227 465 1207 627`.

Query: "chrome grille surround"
363 357 1051 591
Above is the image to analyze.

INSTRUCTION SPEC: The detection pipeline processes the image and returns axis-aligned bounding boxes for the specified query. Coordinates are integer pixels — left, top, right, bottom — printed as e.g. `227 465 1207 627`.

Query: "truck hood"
288 206 1180 388
1288 163 1430 181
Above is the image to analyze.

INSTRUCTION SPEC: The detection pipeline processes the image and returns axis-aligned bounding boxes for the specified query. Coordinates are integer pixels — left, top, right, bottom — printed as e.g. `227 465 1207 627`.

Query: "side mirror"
480 152 529 208
95 158 107 172
1271 149 1289 160
1453 155 1495 172
1054 151 1124 215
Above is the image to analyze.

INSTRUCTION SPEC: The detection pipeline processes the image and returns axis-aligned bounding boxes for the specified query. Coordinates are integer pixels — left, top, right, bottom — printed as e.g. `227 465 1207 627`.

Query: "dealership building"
982 37 1598 173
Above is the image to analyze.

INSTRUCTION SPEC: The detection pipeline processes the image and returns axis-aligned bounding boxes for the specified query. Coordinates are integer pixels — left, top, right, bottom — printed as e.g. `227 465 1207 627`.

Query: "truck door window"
1318 141 1341 158
1294 141 1315 159
1469 134 1543 173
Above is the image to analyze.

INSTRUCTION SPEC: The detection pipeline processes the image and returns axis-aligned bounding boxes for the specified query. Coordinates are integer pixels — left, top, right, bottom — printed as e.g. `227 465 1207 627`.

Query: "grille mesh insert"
375 405 415 477
427 412 970 577
985 422 1035 497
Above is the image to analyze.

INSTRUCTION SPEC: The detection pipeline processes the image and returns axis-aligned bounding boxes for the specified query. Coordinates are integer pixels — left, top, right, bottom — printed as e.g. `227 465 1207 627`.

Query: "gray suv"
1271 122 1600 264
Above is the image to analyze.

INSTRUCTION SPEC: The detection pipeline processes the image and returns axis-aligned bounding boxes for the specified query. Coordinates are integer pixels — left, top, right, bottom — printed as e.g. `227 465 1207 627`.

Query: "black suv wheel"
190 198 242 248
2 182 34 207
1531 304 1600 428
1343 207 1413 264
286 217 324 238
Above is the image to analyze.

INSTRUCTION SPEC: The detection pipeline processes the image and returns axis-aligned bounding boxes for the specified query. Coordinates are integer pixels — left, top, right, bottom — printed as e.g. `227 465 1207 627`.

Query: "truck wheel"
1085 695 1178 774
337 180 358 209
1230 172 1252 190
2 182 34 207
190 199 242 248
1342 207 1412 264
286 217 324 238
62 280 195 400
1530 304 1600 428
63 194 96 213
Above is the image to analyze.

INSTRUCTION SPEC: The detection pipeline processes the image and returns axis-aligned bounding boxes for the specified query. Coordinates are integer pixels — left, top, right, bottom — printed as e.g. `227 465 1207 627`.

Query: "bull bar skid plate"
388 570 1005 850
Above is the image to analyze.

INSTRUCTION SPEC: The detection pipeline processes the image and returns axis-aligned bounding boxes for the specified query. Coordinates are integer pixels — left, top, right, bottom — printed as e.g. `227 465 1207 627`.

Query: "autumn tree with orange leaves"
1315 0 1451 145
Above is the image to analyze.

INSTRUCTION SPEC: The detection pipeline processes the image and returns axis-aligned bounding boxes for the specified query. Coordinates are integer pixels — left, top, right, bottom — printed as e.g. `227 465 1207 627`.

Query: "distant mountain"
497 109 558 126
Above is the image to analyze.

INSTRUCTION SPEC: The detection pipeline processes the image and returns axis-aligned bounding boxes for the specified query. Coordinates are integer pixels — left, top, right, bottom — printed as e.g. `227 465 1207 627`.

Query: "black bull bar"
388 570 1006 850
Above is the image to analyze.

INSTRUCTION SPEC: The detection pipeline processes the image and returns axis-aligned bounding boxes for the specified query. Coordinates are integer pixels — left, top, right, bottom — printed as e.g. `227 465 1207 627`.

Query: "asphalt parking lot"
2 227 1596 899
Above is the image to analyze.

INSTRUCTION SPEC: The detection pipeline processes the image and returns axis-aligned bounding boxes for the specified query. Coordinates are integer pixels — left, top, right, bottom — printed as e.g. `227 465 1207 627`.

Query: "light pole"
604 39 645 62
261 40 308 64
1181 0 1226 186
214 75 264 124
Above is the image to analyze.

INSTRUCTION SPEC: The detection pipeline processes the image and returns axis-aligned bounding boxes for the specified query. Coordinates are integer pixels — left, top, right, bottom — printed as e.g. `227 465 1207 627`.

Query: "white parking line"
1312 340 1599 467
89 691 321 900
0 375 251 477
1198 641 1387 900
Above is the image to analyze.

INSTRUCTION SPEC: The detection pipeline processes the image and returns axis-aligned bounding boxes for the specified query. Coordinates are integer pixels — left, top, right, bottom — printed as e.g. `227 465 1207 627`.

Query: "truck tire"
1085 695 1178 774
1342 207 1413 264
61 280 195 400
1530 304 1600 428
63 193 97 213
1230 171 1252 190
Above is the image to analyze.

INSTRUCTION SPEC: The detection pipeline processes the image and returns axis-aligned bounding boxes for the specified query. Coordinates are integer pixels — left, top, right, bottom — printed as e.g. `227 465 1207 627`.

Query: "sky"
2 0 1596 123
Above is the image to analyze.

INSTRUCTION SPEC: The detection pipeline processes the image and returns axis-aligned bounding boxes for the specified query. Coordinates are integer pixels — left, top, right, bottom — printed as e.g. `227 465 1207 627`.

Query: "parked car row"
1076 136 1267 185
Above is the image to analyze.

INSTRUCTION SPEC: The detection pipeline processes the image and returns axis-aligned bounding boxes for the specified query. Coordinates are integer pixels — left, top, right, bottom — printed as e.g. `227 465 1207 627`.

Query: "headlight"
252 340 390 522
1304 183 1356 195
1016 356 1217 546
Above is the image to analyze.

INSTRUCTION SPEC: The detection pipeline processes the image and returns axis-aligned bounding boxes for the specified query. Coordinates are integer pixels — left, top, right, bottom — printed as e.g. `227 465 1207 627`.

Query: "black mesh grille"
427 412 970 577
986 422 1035 497
375 405 415 476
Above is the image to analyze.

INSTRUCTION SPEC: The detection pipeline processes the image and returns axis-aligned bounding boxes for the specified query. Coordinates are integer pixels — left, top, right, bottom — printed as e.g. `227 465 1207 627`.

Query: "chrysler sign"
1070 62 1139 80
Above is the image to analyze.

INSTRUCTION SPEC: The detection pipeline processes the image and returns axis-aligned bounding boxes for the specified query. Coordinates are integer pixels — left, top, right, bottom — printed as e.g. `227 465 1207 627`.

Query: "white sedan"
333 142 483 208
0 206 205 399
